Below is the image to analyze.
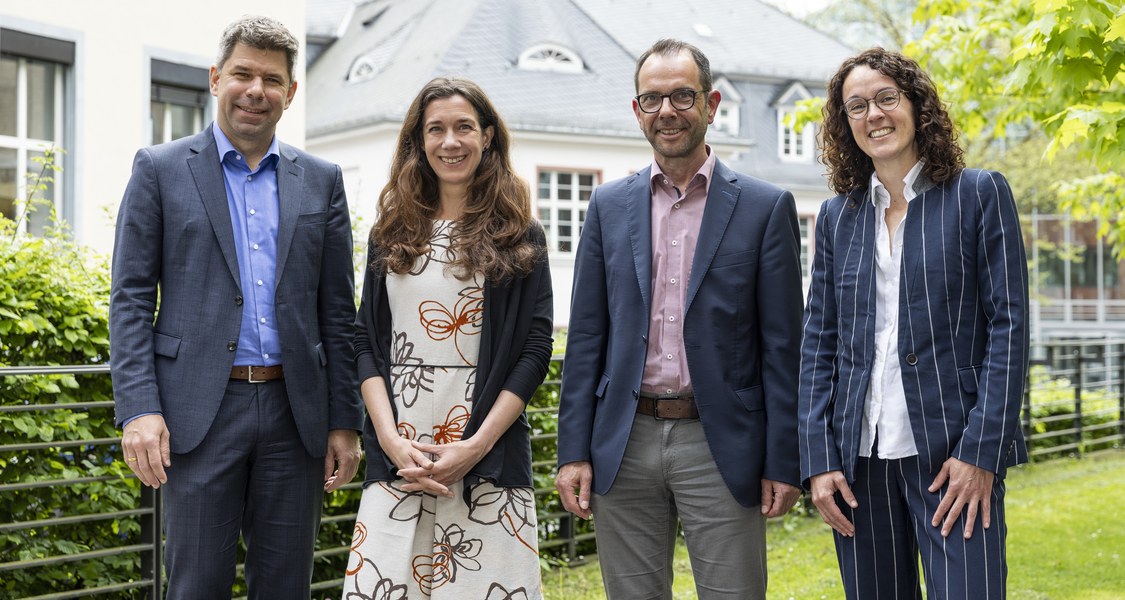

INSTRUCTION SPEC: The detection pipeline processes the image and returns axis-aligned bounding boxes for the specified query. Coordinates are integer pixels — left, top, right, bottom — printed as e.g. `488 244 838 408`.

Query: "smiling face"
421 94 494 199
209 43 296 159
633 50 719 168
842 65 918 175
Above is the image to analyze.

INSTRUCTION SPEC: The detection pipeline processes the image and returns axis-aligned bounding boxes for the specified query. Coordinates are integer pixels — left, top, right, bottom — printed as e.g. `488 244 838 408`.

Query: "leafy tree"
908 0 1125 256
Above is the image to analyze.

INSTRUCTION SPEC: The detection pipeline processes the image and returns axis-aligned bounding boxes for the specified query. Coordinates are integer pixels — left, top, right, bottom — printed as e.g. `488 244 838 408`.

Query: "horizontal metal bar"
0 475 124 493
0 365 112 376
1 437 122 453
0 402 115 413
0 508 151 533
0 543 151 571
22 579 152 600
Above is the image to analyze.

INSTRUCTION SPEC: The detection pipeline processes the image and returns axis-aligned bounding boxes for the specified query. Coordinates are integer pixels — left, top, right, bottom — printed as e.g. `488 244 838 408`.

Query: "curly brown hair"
371 77 540 282
819 48 964 195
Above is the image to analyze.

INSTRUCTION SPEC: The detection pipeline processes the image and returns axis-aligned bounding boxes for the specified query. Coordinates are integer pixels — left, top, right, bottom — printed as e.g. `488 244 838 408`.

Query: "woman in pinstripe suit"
798 48 1030 599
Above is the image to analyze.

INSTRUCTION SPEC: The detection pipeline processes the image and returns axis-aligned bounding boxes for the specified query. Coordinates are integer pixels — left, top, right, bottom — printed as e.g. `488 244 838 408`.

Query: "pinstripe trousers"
834 455 1008 600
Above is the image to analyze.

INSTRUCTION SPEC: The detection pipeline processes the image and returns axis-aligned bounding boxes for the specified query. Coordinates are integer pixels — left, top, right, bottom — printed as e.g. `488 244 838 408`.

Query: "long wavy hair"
371 77 540 282
820 48 964 195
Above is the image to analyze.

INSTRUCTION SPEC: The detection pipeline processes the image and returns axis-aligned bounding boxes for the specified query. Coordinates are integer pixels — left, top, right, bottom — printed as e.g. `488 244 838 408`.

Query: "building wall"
0 2 306 254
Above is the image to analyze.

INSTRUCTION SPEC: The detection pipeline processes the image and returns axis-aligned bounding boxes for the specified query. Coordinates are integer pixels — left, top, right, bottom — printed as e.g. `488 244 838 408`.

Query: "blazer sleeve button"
227 341 238 352
905 353 918 366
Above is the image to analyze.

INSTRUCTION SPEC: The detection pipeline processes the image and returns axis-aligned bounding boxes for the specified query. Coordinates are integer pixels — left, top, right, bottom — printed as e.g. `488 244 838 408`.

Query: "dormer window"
775 82 815 163
711 77 741 136
518 44 584 74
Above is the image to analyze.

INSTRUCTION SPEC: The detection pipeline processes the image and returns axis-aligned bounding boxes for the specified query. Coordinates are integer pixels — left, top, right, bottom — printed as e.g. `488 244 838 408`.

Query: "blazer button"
235 295 243 306
632 390 639 399
905 353 918 366
227 341 238 352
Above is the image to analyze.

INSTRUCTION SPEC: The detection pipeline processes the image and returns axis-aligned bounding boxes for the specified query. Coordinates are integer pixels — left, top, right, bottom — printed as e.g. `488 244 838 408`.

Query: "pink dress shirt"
640 148 718 395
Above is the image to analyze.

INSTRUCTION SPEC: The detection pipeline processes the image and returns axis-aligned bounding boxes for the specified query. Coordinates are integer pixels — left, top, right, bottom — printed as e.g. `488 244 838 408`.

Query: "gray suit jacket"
109 126 362 456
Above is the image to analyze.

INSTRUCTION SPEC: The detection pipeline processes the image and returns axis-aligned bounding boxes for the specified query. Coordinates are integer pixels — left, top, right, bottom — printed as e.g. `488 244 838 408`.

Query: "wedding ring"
126 457 138 462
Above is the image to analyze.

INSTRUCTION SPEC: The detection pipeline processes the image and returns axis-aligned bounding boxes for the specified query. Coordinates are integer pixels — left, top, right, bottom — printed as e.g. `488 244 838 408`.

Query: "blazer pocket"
957 364 982 395
709 249 758 270
297 211 328 225
152 331 181 358
315 342 328 367
595 372 610 399
735 385 764 412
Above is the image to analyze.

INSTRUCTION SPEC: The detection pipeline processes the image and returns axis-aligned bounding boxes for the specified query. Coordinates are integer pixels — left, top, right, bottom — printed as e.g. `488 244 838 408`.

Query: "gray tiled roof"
571 0 854 82
306 0 357 39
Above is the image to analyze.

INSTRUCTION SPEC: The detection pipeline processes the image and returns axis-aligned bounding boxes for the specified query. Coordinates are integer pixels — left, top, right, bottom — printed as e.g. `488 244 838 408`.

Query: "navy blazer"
798 168 1030 486
110 126 363 456
557 159 804 506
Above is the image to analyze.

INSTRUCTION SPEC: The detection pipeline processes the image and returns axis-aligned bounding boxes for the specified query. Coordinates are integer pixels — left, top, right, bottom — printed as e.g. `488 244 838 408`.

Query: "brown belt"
637 392 699 419
230 365 284 383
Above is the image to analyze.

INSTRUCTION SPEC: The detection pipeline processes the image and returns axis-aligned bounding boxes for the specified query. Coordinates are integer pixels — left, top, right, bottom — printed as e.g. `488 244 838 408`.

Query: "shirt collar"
649 145 717 198
869 159 926 207
211 121 280 169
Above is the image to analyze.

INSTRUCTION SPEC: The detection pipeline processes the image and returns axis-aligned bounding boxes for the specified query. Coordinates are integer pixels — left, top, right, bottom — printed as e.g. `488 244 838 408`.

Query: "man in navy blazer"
555 39 803 599
110 16 362 599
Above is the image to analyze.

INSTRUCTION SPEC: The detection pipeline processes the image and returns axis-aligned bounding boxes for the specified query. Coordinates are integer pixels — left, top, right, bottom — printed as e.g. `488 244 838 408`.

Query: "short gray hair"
216 15 299 83
634 39 713 93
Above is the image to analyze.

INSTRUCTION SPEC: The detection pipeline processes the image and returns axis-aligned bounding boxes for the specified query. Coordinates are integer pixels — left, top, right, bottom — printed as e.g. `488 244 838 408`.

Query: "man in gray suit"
109 16 362 599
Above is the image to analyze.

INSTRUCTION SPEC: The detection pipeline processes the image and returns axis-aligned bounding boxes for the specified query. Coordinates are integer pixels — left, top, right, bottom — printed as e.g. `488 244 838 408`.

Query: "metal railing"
4 341 1125 598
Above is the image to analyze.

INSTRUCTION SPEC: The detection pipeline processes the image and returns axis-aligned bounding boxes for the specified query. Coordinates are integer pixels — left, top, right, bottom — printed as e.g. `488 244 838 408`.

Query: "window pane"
27 59 57 140
169 103 198 141
558 173 571 187
26 150 55 235
151 101 166 145
0 57 16 137
0 147 16 221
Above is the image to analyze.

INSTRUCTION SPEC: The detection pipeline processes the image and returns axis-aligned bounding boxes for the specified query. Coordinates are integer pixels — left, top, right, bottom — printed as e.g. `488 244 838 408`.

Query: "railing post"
140 485 163 598
561 513 576 563
1073 347 1084 456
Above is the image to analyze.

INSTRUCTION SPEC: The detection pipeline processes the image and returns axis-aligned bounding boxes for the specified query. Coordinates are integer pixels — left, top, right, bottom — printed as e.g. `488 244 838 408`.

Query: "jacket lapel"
273 143 303 280
627 168 653 313
186 129 240 286
685 161 738 312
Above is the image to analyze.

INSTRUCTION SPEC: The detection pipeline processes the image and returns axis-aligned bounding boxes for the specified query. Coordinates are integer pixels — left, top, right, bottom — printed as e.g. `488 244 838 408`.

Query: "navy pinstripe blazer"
798 168 1030 486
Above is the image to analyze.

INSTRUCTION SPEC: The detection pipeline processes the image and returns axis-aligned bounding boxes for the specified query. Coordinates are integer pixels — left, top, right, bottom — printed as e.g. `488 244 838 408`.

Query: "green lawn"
542 450 1125 599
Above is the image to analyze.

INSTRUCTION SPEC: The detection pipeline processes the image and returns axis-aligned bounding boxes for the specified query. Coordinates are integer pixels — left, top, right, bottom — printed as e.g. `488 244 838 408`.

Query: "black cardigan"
353 223 554 499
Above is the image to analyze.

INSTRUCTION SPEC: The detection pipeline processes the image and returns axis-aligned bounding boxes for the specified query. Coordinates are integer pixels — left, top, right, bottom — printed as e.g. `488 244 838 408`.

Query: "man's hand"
760 479 801 517
323 429 361 492
929 456 995 539
555 461 593 520
810 470 858 536
121 414 171 488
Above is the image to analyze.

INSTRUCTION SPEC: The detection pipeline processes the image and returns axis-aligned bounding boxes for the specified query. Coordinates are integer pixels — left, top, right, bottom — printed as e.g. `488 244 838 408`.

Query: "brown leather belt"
230 365 284 383
637 392 699 419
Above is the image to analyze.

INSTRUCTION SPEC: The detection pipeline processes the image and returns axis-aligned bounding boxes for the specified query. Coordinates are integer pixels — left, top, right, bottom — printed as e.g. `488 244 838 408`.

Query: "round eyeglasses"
843 88 902 120
635 89 705 114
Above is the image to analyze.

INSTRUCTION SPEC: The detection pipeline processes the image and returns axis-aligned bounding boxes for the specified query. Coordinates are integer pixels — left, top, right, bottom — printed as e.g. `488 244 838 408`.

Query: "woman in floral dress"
343 77 553 600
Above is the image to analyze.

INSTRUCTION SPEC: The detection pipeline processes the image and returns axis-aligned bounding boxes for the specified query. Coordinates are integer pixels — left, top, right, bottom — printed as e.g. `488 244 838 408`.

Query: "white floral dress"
343 221 542 600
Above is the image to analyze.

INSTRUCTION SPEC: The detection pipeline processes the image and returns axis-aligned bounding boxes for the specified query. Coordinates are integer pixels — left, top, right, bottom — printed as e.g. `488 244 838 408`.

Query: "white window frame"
775 82 815 163
0 53 65 234
518 43 584 74
536 169 598 254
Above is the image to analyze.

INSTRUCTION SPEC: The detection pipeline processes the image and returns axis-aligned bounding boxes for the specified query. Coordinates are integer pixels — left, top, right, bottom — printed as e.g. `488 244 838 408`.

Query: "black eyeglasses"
842 88 902 120
635 89 705 113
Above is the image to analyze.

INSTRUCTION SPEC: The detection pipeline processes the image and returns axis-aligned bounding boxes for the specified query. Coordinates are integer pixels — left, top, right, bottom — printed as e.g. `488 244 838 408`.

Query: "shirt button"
259 317 266 324
249 209 256 215
674 203 681 209
666 388 673 394
264 353 270 359
668 315 675 322
257 279 263 286
247 175 253 181
670 278 676 284
235 154 242 161
671 240 678 246
666 354 672 360
253 244 260 250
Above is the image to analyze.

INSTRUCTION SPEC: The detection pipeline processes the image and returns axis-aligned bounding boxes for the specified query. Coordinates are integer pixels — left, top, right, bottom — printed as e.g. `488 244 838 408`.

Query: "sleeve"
798 199 844 486
757 190 805 488
109 148 164 427
353 244 385 383
500 224 554 403
319 165 363 432
555 190 610 466
952 170 1030 473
